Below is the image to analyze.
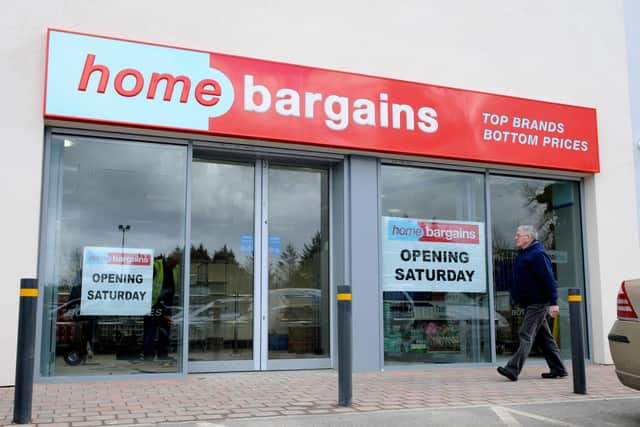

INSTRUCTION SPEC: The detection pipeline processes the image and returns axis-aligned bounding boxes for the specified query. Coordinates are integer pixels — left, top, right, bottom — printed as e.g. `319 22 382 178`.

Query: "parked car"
269 288 321 332
608 279 640 391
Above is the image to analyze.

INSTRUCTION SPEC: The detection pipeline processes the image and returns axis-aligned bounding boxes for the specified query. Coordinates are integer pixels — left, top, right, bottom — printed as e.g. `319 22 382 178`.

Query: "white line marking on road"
503 407 578 426
491 406 521 426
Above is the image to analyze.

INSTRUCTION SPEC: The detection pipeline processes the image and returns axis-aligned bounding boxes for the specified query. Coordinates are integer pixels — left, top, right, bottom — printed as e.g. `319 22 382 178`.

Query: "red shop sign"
45 29 599 172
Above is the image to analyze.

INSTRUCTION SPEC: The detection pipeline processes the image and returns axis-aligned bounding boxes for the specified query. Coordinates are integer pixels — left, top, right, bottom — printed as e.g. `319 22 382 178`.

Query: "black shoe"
497 366 517 381
541 371 568 379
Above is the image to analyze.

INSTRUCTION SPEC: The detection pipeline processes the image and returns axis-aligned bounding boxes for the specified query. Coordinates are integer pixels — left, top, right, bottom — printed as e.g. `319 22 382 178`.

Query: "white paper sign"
382 217 486 293
81 246 154 315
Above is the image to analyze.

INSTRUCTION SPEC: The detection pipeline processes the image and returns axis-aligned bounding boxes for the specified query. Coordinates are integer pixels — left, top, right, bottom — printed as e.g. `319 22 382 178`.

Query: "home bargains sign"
80 246 154 315
44 29 599 172
382 217 486 293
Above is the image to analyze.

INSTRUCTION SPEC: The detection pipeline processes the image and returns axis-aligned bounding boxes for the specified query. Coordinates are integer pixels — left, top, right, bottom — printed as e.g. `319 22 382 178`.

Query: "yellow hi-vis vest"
152 258 181 304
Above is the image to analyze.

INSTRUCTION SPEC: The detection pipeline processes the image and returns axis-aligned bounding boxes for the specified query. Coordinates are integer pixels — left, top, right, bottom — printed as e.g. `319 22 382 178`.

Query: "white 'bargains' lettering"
244 75 438 133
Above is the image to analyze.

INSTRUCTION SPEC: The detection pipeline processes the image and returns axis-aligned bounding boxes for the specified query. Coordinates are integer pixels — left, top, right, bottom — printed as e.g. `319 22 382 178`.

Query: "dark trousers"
143 310 171 360
504 303 566 377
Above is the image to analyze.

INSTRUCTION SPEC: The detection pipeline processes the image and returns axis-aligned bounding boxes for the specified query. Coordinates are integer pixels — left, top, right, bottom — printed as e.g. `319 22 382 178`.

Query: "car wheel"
64 348 83 366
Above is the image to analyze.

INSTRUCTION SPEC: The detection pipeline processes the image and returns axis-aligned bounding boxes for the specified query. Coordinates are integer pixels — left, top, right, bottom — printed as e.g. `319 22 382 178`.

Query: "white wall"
624 1 640 362
0 0 635 384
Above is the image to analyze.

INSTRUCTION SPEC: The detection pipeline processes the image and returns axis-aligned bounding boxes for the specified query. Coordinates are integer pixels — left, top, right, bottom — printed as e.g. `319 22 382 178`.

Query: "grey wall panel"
625 0 640 242
349 156 381 371
332 163 346 299
331 161 346 367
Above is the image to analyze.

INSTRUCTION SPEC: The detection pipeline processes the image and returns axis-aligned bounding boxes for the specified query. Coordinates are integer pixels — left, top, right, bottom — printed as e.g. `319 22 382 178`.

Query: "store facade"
1 2 638 385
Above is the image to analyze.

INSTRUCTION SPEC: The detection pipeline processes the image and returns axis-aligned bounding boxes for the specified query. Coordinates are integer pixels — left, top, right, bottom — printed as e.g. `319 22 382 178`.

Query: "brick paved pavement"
0 364 637 426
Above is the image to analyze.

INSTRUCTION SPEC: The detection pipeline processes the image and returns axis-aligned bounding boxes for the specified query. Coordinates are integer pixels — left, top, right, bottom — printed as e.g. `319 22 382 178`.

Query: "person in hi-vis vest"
143 253 180 361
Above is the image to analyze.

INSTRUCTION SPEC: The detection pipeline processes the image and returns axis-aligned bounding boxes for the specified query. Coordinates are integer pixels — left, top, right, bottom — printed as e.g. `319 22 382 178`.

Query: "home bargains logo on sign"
382 217 486 293
419 221 479 244
45 29 599 172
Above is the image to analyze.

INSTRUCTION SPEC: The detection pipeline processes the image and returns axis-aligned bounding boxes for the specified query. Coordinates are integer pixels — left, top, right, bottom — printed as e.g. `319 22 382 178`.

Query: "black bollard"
13 278 38 424
337 285 352 406
568 288 586 394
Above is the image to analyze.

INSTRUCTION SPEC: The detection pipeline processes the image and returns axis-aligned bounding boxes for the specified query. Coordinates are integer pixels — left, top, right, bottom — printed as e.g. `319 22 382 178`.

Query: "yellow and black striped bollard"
568 288 586 394
13 278 38 424
337 285 352 406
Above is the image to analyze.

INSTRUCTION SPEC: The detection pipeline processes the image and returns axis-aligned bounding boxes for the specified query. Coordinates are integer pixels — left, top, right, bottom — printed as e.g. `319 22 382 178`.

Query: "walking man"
497 225 568 381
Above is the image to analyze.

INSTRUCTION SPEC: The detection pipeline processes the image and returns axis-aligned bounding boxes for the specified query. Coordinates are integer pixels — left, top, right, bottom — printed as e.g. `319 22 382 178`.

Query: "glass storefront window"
490 176 586 361
268 164 330 360
40 134 187 376
37 131 587 376
381 165 490 364
189 158 255 363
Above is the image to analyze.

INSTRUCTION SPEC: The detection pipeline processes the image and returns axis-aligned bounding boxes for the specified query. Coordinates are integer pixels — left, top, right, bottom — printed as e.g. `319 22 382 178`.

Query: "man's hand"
548 305 560 318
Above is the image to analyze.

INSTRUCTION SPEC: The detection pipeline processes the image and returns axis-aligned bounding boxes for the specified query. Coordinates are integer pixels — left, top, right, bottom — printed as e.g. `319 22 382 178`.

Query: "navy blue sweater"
511 240 558 307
